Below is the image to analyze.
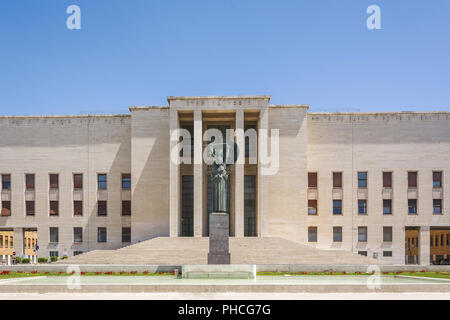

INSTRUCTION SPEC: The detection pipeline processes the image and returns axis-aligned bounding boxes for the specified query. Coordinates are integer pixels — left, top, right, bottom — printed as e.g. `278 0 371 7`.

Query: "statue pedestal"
208 212 230 264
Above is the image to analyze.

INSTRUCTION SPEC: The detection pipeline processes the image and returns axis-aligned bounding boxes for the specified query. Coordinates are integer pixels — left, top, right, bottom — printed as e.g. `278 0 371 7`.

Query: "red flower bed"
104 271 113 275
143 270 149 274
81 272 86 275
130 271 138 274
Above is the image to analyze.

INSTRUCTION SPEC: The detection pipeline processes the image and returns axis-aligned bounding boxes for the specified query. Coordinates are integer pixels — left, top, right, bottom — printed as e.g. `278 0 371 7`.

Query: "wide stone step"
59 237 384 265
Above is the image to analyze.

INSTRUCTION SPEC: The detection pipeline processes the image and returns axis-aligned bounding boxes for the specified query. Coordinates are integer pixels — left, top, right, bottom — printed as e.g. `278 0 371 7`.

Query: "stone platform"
59 237 384 265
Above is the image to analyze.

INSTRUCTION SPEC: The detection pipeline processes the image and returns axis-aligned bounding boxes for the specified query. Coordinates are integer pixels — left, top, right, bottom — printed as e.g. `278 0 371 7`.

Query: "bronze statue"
209 143 230 213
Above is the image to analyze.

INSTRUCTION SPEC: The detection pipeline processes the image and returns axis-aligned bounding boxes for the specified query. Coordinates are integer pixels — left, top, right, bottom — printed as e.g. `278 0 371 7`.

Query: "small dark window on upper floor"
50 201 59 216
25 174 35 190
308 200 317 215
333 172 342 188
333 200 342 215
408 199 417 215
2 175 11 190
383 199 392 215
383 172 392 188
26 201 35 216
408 171 417 188
1 201 11 216
122 174 131 190
97 174 107 190
122 200 131 216
73 174 83 190
74 201 83 216
433 199 442 215
308 172 317 188
433 171 442 188
97 201 107 216
357 172 367 188
49 174 59 189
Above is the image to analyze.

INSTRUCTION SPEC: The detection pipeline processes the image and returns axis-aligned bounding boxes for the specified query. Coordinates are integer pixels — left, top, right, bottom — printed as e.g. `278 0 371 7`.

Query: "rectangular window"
97 227 107 243
49 174 59 189
333 200 342 215
358 251 367 256
74 201 83 216
383 226 393 242
26 201 35 216
122 227 131 243
49 251 58 257
97 201 107 216
73 227 83 243
49 227 59 243
1 201 11 216
383 199 392 215
383 251 393 257
433 171 442 188
49 201 59 216
122 174 131 190
122 200 131 216
383 172 392 188
358 227 367 242
333 227 342 242
97 174 107 190
73 174 83 190
408 199 417 215
408 171 417 188
308 172 317 188
433 199 442 215
308 200 317 215
333 172 342 188
74 251 83 256
358 172 367 188
358 200 367 215
244 175 257 237
308 227 317 242
2 174 11 190
25 174 35 190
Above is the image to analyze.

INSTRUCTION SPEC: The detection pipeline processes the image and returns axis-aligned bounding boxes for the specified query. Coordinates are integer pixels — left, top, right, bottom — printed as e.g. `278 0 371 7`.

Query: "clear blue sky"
0 0 449 115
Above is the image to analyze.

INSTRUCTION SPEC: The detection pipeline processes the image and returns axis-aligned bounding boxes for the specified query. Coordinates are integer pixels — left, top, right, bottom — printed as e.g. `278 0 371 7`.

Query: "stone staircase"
59 237 384 265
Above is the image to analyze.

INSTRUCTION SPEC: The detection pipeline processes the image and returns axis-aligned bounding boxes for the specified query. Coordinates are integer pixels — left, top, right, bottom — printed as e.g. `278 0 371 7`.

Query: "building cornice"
167 95 271 102
129 106 169 111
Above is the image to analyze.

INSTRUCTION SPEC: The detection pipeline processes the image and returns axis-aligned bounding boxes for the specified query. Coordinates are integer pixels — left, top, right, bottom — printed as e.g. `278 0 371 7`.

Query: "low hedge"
38 257 48 263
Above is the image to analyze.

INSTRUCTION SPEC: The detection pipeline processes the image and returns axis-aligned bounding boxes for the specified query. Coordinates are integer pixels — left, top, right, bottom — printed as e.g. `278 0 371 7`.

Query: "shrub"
38 257 48 263
14 257 22 264
21 258 31 264
61 256 68 260
50 256 58 262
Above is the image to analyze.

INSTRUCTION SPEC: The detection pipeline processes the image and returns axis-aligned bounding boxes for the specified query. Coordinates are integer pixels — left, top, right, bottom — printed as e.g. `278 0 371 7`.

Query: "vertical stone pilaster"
258 107 269 237
420 226 430 266
194 110 203 237
235 109 244 237
169 109 180 237
13 227 23 257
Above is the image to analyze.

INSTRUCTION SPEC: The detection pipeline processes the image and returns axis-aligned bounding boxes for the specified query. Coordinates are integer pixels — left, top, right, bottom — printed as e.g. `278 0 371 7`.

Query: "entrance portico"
168 96 270 238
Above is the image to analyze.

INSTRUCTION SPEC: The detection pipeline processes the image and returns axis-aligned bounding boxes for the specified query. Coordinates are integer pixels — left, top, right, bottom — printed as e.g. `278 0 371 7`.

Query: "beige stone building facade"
0 96 449 266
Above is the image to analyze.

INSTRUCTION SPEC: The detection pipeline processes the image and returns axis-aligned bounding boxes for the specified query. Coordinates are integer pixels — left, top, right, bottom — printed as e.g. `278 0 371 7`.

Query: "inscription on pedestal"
208 212 231 264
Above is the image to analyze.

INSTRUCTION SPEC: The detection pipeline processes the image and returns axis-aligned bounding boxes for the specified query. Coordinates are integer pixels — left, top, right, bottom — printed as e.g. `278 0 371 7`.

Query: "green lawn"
256 271 450 279
0 271 449 280
0 271 175 279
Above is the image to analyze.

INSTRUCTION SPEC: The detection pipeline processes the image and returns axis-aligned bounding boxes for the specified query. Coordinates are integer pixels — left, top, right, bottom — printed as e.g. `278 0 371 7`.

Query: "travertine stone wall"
131 108 170 241
0 115 131 257
267 106 308 241
307 113 450 264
